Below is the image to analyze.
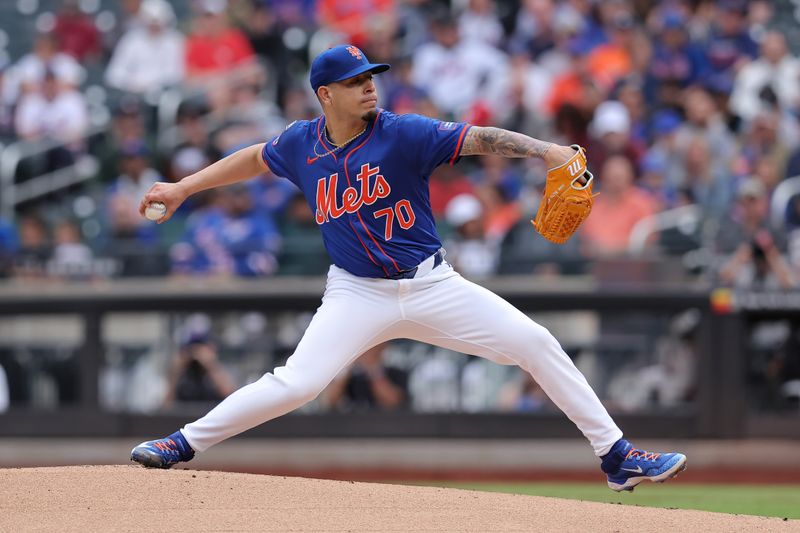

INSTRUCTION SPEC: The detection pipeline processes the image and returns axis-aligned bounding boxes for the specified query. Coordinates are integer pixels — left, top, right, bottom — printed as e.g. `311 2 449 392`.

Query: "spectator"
730 31 800 122
675 134 734 219
703 0 759 93
675 86 736 175
504 48 556 129
107 141 162 210
323 343 409 411
613 76 648 148
14 69 89 150
220 77 284 140
498 209 586 275
172 102 217 164
48 219 94 280
276 191 328 276
381 56 431 116
317 0 395 49
458 0 504 47
585 13 635 93
715 177 787 257
498 371 551 412
509 0 560 59
738 108 798 179
718 227 796 290
443 193 497 278
163 329 236 407
581 155 658 257
607 309 698 410
281 86 320 123
104 141 163 249
185 0 257 83
170 146 210 185
53 0 102 63
171 184 280 277
646 9 707 107
247 169 297 220
641 110 684 203
242 2 293 102
411 14 510 121
470 155 523 241
95 98 152 185
105 0 185 97
551 103 591 151
0 218 18 278
721 188 797 287
428 164 474 219
13 215 50 279
752 154 786 199
586 100 643 173
545 41 604 119
7 32 84 102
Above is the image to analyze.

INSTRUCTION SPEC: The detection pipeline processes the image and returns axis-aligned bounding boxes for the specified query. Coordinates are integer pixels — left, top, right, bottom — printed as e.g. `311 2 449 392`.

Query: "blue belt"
385 250 444 280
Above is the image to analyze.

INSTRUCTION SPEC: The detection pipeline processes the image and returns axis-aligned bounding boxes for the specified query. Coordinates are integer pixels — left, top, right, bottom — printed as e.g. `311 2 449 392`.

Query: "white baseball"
144 201 167 221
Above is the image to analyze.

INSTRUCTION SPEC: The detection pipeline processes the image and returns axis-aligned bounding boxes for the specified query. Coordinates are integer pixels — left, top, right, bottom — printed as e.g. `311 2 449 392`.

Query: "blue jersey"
262 110 471 278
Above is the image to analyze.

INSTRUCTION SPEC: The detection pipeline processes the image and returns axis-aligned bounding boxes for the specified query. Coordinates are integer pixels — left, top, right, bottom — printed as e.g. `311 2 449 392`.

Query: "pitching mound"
0 466 794 532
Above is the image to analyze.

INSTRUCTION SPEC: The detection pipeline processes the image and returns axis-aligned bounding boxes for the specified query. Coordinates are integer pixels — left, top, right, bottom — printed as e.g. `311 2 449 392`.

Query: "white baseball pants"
182 259 623 456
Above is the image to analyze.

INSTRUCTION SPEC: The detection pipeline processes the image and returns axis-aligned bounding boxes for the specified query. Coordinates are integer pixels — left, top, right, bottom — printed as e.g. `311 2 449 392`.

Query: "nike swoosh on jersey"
621 466 643 474
306 155 319 165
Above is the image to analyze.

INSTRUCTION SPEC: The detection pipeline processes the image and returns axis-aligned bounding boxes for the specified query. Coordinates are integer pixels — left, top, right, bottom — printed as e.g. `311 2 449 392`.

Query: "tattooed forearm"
460 126 552 159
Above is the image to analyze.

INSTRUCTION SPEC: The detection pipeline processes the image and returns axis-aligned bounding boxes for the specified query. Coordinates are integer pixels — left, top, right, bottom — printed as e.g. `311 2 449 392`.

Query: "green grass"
420 483 800 519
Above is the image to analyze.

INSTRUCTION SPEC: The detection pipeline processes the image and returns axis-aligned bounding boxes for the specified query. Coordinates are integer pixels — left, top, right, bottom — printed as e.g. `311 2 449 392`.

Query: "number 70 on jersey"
373 200 416 240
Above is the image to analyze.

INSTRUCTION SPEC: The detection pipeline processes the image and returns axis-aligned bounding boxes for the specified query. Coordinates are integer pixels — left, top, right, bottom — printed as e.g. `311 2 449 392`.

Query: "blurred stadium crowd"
0 0 799 287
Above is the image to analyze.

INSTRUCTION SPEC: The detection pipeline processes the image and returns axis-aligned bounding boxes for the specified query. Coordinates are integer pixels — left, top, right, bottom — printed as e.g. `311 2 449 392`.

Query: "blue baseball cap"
309 45 390 93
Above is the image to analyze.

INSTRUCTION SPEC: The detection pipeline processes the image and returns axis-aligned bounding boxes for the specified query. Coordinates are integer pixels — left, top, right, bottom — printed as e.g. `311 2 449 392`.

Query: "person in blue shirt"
131 44 686 492
171 183 280 277
0 218 18 278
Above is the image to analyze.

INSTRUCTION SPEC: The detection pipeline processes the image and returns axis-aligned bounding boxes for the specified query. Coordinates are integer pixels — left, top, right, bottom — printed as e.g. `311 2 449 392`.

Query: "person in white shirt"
105 0 185 96
412 14 510 120
730 31 800 121
7 32 84 102
458 0 505 47
14 69 88 146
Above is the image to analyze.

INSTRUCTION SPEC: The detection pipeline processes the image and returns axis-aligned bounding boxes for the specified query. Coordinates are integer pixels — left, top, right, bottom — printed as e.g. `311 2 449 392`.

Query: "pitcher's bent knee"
506 321 564 362
281 375 329 405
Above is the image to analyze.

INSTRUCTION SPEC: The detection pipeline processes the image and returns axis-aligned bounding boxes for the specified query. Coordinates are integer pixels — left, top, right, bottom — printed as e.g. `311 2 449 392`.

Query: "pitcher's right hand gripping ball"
532 144 595 244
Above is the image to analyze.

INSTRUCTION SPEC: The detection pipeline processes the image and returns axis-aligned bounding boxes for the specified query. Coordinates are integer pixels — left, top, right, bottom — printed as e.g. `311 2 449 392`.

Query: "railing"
0 125 108 219
1 277 795 440
771 175 800 230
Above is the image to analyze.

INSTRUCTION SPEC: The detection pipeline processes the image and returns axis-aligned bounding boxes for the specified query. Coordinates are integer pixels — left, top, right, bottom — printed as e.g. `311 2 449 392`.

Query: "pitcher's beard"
361 109 378 122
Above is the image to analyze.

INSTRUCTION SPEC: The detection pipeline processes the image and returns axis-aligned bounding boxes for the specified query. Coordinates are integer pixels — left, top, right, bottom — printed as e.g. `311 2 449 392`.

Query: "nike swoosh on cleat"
621 466 643 473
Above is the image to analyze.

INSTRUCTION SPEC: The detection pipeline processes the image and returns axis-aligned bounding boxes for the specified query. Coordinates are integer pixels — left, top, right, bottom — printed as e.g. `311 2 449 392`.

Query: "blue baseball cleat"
130 430 195 469
602 439 687 492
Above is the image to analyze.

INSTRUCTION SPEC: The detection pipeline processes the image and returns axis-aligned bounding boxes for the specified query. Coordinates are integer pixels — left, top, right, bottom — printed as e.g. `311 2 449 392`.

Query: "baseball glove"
531 144 595 244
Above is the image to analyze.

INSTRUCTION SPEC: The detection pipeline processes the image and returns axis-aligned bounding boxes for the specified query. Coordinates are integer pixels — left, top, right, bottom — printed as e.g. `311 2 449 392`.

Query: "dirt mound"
0 466 794 532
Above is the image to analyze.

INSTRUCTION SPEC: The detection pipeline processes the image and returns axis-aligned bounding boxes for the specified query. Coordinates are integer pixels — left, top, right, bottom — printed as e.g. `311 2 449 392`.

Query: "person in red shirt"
53 0 101 62
317 0 395 49
185 0 256 81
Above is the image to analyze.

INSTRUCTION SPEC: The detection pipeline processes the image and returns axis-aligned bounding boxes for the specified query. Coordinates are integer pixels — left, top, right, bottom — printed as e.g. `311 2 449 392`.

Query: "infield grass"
420 483 800 519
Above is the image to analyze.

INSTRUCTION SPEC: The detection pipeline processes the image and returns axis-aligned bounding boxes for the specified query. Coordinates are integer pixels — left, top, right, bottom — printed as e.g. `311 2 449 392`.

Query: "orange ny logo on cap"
346 46 363 59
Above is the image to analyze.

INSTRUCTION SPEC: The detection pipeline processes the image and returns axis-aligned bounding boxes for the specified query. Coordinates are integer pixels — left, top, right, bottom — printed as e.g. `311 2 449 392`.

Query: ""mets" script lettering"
315 163 391 224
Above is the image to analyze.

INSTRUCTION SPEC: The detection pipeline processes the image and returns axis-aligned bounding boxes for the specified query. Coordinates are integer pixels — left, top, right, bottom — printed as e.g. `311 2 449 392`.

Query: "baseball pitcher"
132 45 686 492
